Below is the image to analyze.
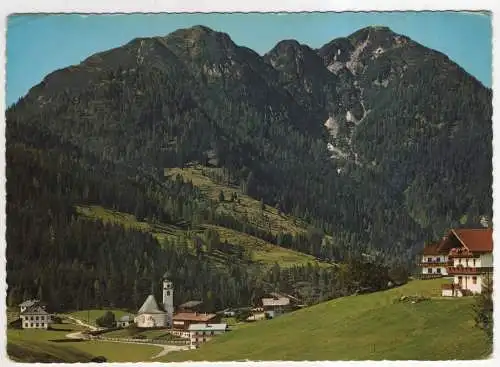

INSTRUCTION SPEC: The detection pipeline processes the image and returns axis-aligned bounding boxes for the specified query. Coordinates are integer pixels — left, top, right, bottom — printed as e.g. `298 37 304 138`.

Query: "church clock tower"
162 273 174 327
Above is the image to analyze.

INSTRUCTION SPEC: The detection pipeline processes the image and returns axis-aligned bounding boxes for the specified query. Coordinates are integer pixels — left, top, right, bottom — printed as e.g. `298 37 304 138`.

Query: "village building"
134 295 168 328
20 305 51 329
19 299 40 313
116 315 134 328
261 296 292 319
420 228 493 297
134 273 174 328
171 312 219 338
178 300 203 313
188 323 228 349
418 242 450 278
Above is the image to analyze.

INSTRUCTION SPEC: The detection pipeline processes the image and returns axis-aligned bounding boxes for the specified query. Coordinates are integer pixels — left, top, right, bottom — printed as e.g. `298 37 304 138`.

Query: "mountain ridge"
6 24 492 312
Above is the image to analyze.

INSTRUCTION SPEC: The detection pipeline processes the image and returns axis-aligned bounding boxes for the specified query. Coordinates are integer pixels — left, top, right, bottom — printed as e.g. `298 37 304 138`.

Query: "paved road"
63 315 189 359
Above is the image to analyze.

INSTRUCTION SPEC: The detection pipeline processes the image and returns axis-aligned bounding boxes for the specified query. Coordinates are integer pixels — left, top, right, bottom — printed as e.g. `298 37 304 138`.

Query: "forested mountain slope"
5 25 492 311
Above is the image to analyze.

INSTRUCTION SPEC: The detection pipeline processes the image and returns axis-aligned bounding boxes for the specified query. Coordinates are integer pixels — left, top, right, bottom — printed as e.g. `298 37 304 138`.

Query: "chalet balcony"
448 248 479 258
446 266 493 275
418 261 449 267
414 273 445 280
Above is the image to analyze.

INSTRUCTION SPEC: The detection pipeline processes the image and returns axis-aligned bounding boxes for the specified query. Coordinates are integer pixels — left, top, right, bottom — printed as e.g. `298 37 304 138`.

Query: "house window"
473 276 477 285
35 316 39 321
166 291 171 296
436 257 440 262
427 257 432 262
24 323 28 328
437 268 441 274
459 258 462 264
36 323 39 327
30 316 34 321
30 323 33 327
458 276 463 285
473 259 476 267
427 268 432 274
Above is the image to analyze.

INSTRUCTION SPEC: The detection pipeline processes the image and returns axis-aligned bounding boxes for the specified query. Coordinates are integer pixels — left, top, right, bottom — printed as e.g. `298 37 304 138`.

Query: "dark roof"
422 242 447 255
21 305 48 315
179 300 203 309
173 312 217 322
19 299 39 307
452 228 493 252
118 315 134 322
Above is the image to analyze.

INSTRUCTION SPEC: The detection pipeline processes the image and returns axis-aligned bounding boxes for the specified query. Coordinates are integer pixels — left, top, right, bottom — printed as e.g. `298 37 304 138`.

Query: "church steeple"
162 273 174 327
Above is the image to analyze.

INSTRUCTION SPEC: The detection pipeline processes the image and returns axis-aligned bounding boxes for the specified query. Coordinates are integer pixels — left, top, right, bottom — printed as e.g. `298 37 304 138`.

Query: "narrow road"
63 315 189 358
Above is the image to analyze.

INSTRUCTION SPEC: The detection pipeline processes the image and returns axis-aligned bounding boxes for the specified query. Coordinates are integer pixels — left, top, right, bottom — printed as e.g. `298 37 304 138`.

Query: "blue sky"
6 11 491 106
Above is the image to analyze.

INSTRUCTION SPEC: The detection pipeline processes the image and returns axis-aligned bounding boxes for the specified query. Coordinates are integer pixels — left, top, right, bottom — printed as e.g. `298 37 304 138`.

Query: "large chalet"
419 228 493 297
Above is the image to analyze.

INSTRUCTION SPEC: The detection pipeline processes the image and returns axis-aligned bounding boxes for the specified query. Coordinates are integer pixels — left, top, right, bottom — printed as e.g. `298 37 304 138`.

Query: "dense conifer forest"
5 25 492 312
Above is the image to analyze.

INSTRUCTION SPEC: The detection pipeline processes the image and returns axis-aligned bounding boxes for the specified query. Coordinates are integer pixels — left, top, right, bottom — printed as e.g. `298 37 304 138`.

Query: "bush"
96 311 116 328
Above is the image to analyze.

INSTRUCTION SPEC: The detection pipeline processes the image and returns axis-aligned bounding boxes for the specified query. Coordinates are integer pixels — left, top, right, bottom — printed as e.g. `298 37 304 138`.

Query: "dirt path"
63 315 189 358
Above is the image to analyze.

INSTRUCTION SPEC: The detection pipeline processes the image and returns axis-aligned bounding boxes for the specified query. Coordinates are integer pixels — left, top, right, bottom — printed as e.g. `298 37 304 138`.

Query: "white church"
134 273 174 328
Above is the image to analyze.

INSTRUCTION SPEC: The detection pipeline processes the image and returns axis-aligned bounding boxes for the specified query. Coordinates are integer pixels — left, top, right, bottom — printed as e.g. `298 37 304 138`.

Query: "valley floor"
6 279 492 362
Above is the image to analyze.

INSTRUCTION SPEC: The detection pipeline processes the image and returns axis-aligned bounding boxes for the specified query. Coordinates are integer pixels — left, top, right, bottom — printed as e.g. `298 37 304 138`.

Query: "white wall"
480 253 493 267
135 313 167 328
454 275 482 294
442 289 453 297
21 315 49 329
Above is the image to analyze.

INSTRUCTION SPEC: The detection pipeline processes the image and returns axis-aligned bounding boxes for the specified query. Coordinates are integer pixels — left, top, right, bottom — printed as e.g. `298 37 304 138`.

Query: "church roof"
137 295 166 315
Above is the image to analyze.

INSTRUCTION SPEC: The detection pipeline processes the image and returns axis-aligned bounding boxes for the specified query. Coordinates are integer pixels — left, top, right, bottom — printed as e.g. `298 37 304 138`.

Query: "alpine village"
5 23 493 362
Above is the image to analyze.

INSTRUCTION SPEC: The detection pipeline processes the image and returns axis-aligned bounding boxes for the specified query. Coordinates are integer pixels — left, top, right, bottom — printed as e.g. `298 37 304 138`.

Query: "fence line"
91 335 189 345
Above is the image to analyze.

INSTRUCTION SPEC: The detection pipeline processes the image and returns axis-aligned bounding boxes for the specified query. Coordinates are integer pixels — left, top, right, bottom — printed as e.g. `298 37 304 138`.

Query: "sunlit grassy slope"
162 278 492 361
75 204 329 269
165 165 310 236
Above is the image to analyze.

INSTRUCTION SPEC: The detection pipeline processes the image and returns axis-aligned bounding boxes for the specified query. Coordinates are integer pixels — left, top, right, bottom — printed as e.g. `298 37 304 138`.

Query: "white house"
262 296 291 319
134 274 174 328
20 305 51 329
419 242 449 277
116 315 134 328
423 228 494 297
188 323 228 349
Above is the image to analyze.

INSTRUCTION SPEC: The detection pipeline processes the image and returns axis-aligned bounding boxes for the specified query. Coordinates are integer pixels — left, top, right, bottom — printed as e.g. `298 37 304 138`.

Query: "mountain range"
5 25 492 311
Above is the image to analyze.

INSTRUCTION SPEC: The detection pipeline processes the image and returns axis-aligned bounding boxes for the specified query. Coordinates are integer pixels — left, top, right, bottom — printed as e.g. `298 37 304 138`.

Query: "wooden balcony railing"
446 266 493 275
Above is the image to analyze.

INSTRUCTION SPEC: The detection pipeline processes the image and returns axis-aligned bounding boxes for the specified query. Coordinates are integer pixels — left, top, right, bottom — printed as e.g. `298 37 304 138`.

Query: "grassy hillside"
76 204 328 269
165 165 310 236
7 321 161 363
162 279 492 361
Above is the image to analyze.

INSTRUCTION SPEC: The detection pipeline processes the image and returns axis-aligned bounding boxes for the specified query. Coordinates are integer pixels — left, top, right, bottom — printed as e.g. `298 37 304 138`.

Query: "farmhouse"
261 296 292 319
178 300 203 313
188 323 228 349
171 312 219 338
420 228 493 297
20 305 51 329
418 242 449 278
116 315 134 328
